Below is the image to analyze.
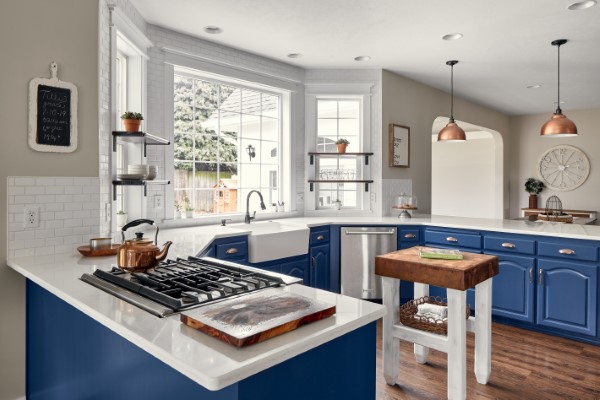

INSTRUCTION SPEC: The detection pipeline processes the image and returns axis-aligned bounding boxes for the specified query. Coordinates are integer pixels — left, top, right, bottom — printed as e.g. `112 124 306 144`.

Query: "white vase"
116 213 127 229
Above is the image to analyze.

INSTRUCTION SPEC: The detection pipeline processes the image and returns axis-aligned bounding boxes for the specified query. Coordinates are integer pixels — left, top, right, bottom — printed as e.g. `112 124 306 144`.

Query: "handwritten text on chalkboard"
37 85 71 146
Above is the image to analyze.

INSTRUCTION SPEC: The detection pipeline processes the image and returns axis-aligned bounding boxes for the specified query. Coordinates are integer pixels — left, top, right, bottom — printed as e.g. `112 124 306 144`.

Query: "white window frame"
165 66 292 221
304 83 373 213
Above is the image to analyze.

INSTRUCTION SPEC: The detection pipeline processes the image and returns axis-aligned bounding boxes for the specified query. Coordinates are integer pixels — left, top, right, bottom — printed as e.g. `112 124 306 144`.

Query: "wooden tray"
181 289 336 347
77 244 120 257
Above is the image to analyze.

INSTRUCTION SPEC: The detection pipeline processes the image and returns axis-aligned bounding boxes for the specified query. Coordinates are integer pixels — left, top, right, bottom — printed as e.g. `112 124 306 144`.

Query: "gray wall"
381 70 511 215
0 0 99 397
509 108 600 218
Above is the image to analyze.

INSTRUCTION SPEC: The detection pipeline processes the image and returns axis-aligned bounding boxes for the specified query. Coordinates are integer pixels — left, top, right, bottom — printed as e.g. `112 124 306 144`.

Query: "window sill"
157 210 303 229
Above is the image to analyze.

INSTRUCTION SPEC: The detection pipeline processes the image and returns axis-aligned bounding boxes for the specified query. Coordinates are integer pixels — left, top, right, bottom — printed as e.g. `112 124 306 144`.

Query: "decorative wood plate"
77 244 120 257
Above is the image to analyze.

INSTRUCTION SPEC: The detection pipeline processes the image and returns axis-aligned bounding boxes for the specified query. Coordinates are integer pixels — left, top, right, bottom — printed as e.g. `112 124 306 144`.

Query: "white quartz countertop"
7 252 385 391
159 215 600 255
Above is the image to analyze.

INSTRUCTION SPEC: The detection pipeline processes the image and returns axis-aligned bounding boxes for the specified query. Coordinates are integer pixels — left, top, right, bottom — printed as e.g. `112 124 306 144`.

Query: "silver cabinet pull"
502 242 516 248
446 237 458 242
529 267 533 284
404 233 416 239
316 235 325 240
226 248 238 254
539 269 543 285
559 249 576 255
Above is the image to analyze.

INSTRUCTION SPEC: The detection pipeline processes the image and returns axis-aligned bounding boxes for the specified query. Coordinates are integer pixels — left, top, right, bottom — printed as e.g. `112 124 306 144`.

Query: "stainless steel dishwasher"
340 226 397 299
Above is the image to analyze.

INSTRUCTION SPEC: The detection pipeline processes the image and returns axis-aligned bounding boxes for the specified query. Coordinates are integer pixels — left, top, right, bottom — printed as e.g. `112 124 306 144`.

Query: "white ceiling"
130 0 600 116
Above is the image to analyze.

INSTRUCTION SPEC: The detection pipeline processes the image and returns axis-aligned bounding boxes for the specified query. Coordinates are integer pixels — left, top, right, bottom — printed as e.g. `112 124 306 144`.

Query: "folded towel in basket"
416 303 448 319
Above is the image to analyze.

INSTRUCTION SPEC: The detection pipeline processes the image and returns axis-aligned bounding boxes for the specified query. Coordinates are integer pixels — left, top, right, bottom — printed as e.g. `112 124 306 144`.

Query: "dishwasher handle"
344 229 396 235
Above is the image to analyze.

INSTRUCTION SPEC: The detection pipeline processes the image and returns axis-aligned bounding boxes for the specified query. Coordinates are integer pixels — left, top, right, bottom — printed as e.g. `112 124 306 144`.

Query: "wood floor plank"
375 320 600 399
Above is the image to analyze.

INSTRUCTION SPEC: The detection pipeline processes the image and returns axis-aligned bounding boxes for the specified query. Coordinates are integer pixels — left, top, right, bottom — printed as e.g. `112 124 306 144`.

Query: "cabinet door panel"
280 259 308 285
310 244 330 290
486 252 535 322
537 259 597 336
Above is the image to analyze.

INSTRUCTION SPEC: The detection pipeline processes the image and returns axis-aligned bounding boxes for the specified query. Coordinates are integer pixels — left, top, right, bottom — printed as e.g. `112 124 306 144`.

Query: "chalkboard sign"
29 62 78 153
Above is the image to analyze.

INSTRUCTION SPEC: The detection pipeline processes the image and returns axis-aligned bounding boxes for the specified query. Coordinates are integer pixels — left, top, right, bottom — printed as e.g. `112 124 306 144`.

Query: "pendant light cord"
556 43 562 114
450 64 454 120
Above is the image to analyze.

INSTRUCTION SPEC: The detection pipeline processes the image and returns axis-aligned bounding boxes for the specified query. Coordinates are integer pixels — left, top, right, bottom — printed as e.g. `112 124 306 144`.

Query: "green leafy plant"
120 111 144 120
524 178 545 195
335 138 350 145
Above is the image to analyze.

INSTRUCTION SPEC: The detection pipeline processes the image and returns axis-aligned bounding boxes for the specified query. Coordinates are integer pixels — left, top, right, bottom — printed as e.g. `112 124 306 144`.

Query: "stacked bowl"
146 165 158 180
127 164 149 179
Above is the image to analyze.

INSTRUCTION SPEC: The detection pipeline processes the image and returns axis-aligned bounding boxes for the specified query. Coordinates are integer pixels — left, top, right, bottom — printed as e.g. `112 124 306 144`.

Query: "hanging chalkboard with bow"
28 62 78 152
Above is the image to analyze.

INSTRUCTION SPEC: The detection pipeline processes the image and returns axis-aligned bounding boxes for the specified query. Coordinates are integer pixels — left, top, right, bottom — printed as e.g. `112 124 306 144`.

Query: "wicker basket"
399 296 470 335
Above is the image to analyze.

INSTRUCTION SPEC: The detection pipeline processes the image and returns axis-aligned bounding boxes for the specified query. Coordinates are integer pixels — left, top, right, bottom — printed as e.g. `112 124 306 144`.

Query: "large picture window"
173 75 281 217
316 99 361 209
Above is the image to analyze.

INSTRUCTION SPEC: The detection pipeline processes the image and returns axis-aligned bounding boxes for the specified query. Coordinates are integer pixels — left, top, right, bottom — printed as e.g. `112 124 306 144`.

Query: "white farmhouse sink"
234 221 310 263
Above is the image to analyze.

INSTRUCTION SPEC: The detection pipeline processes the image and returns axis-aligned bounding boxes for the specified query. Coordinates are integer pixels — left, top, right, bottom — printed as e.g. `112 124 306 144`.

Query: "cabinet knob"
558 249 576 255
501 242 516 248
316 235 325 241
446 237 458 243
404 233 416 239
226 248 238 254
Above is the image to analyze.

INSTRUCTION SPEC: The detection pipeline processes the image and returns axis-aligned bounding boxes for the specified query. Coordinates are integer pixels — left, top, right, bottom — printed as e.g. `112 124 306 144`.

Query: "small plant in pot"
333 199 342 210
184 204 195 219
524 177 545 209
116 210 127 229
335 138 350 154
120 111 144 132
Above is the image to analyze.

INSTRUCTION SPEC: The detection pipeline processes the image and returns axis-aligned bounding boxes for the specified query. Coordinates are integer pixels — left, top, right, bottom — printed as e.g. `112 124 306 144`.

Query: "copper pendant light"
540 39 578 137
438 60 466 141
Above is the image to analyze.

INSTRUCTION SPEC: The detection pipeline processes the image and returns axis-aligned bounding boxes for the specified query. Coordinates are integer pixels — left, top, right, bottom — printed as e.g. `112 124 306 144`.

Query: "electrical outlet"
154 195 163 209
24 207 39 228
370 192 376 203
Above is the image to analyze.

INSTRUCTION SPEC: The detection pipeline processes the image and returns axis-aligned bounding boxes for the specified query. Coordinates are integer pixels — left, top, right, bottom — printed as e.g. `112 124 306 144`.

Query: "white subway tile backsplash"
7 176 101 256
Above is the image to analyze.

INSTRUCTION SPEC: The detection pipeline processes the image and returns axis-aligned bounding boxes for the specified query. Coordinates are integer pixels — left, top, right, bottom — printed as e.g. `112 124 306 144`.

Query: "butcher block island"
8 252 384 400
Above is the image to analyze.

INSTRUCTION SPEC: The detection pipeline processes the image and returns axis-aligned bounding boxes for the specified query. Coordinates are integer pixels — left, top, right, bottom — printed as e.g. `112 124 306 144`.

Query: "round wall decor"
537 145 590 191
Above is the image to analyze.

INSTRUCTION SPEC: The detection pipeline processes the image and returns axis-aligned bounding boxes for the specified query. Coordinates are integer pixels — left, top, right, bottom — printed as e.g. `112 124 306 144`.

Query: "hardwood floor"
375 320 600 399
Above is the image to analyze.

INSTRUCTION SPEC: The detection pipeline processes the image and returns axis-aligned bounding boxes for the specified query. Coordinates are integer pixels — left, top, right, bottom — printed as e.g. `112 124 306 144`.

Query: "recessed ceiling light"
203 26 223 34
568 0 596 10
287 53 303 59
354 56 371 61
442 33 463 41
526 84 542 89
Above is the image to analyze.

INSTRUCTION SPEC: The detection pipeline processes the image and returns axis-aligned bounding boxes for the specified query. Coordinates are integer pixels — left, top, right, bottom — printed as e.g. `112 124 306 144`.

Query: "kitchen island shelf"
112 179 170 200
112 131 170 156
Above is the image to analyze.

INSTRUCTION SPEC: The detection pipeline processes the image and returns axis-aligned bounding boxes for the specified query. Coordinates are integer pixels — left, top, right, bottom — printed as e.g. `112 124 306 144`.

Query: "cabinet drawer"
424 229 481 249
538 241 598 262
484 236 535 255
216 241 248 260
399 229 420 242
310 228 330 245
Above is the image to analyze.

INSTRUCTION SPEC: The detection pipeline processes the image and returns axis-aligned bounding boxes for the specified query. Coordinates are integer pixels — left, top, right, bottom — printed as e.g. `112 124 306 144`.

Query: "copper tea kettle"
117 219 172 273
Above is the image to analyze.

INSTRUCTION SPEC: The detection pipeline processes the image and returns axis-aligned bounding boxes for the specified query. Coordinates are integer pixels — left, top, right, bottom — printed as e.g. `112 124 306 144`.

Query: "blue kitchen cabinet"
310 243 330 290
486 252 535 323
202 236 249 264
397 226 421 303
536 259 597 336
280 257 310 284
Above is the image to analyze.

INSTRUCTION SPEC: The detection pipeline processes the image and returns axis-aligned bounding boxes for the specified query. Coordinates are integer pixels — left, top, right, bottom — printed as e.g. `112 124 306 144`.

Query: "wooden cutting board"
180 289 336 347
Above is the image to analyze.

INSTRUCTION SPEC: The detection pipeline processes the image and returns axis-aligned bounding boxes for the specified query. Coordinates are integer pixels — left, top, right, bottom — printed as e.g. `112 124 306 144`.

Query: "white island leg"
447 288 467 400
413 283 430 364
474 278 492 384
382 277 400 385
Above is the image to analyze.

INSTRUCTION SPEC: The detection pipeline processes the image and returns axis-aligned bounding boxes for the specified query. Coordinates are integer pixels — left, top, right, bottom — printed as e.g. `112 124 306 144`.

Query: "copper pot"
117 219 172 273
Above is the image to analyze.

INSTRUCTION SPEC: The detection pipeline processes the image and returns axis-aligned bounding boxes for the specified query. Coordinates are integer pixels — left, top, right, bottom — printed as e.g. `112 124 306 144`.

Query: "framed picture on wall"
389 124 409 167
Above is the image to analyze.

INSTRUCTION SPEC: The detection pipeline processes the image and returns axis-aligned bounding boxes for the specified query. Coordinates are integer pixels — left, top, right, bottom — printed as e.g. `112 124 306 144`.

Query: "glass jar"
394 193 417 219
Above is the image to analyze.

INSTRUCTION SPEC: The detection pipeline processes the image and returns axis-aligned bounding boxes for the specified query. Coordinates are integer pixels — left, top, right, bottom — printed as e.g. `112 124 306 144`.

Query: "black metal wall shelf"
308 152 374 165
112 131 170 156
112 179 170 200
307 179 373 192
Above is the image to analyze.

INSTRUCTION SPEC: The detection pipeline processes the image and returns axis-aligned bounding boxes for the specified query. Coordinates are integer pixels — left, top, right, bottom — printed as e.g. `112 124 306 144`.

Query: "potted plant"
333 199 342 210
524 177 545 209
116 210 127 229
184 204 195 219
335 138 350 154
120 111 144 132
